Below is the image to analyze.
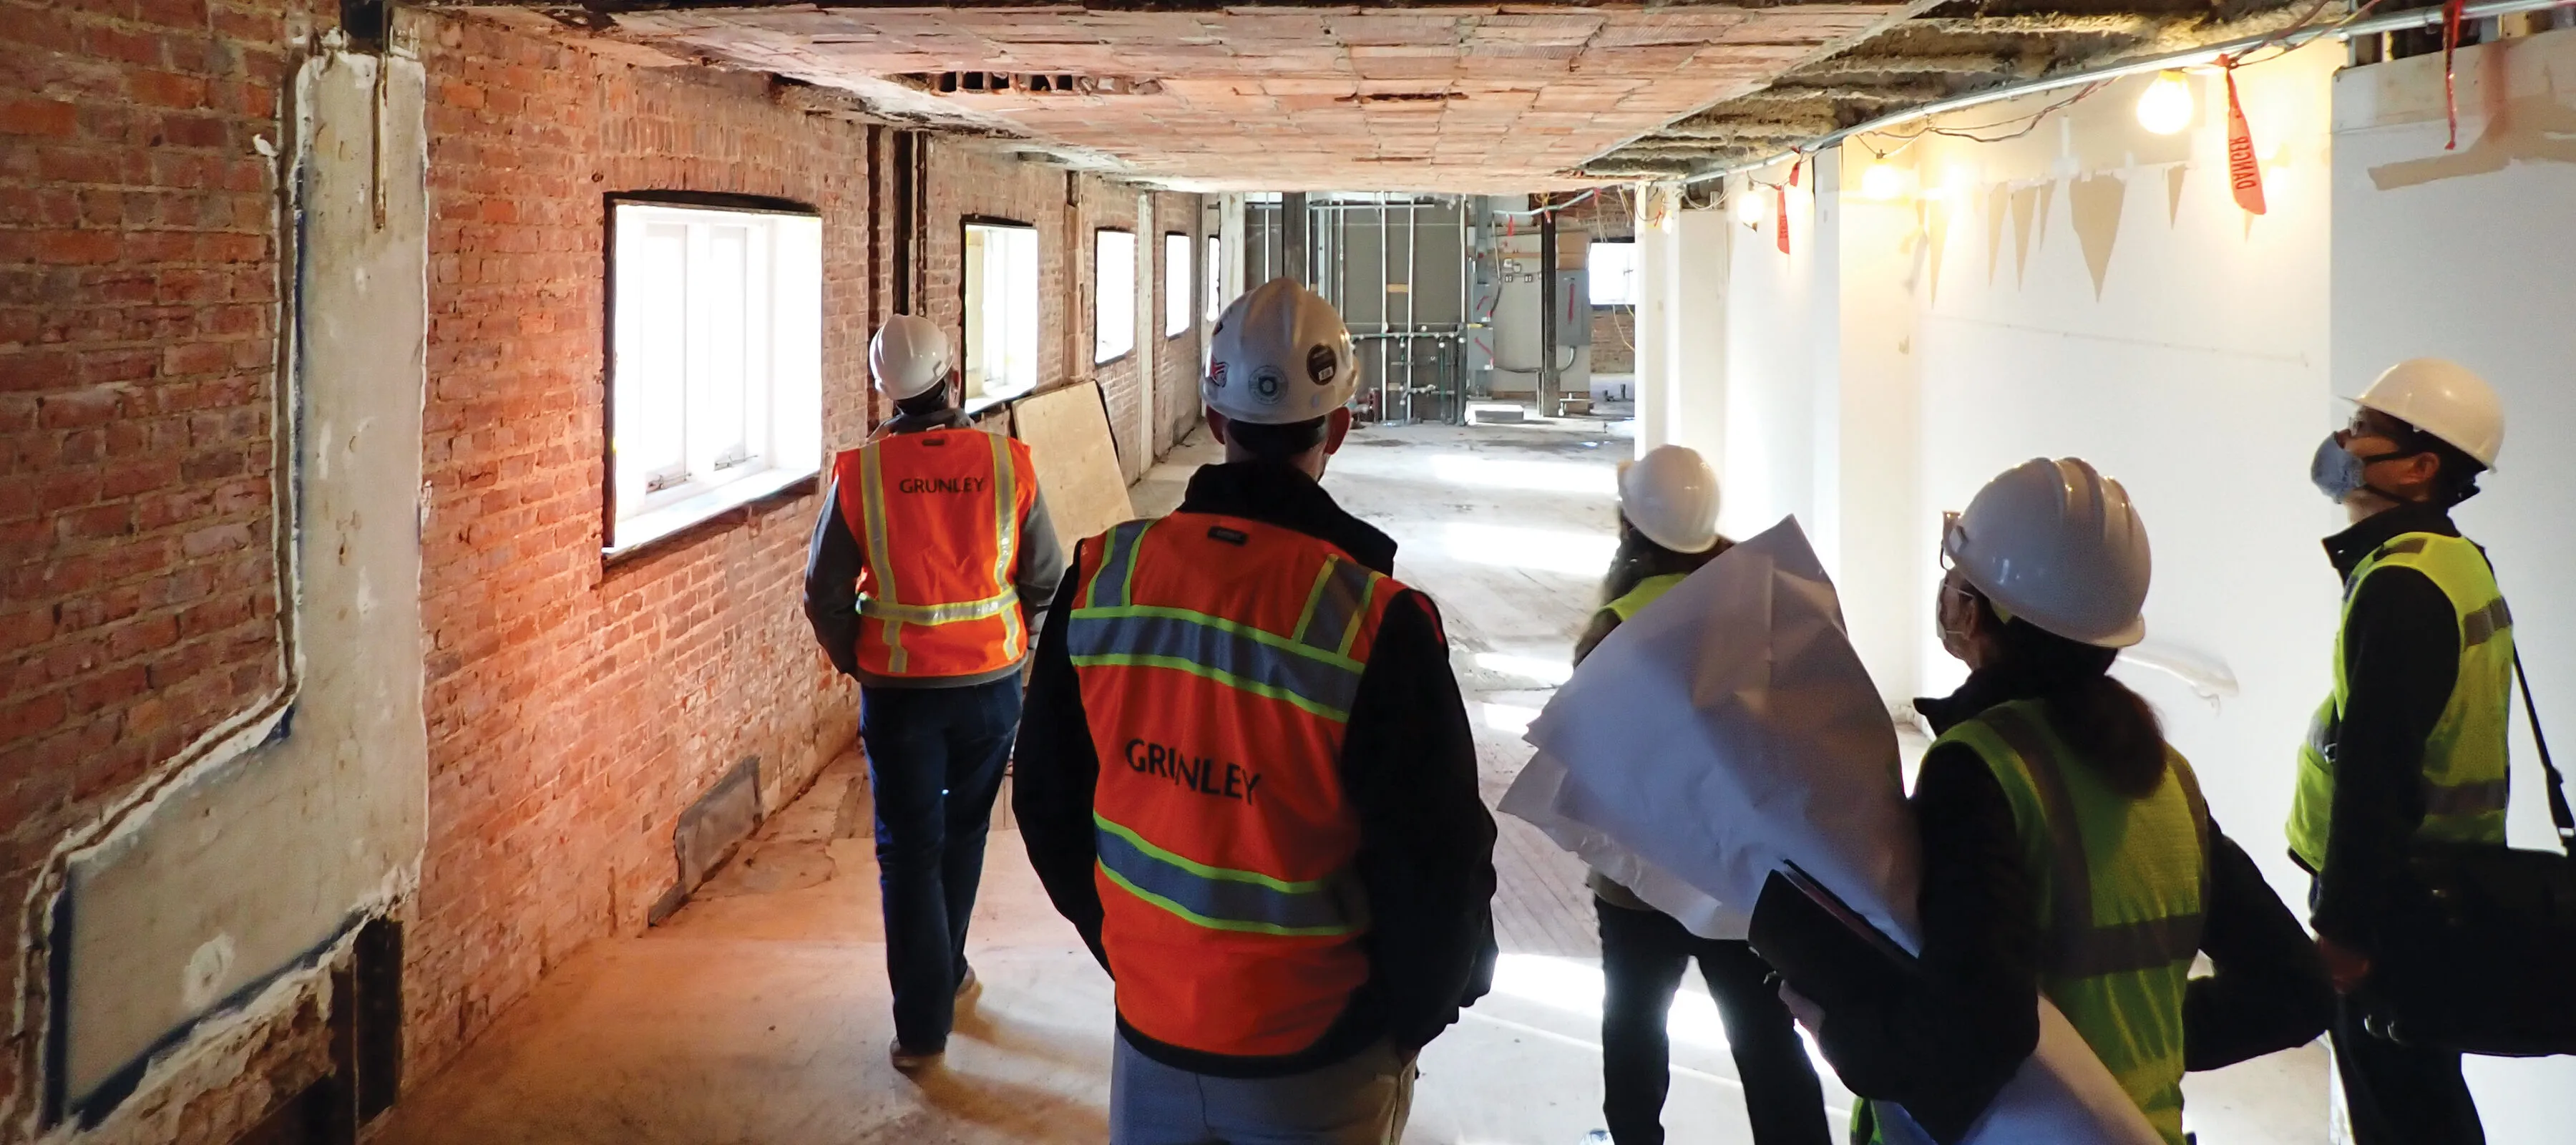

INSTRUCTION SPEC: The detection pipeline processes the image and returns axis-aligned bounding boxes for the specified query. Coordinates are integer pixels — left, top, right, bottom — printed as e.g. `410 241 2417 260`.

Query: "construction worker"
1574 445 1828 1145
2289 359 2512 1144
1787 458 2330 1145
1013 278 1497 1145
803 313 1066 1071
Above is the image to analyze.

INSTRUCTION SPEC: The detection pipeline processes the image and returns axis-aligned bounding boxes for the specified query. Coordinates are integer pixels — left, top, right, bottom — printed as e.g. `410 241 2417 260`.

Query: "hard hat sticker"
1208 361 1228 389
1252 365 1285 404
1307 345 1337 385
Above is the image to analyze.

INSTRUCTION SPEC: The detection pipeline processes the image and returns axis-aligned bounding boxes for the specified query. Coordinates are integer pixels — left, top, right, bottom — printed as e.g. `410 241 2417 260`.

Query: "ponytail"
1979 599 2168 797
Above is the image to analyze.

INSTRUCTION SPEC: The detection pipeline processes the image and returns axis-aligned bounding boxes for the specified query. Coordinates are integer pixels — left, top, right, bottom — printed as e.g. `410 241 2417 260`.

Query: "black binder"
1747 862 1996 1144
1747 861 1916 1015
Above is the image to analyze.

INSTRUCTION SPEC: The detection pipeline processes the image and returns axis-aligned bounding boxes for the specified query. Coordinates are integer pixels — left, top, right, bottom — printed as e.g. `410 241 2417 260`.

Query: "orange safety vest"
1070 512 1410 1058
831 427 1036 680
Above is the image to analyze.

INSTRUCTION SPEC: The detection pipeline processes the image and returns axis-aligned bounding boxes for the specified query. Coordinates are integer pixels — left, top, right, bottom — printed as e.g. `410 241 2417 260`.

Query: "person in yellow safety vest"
1013 279 1498 1145
1782 458 2331 1145
2289 358 2513 1144
1571 444 1828 1145
803 313 1067 1072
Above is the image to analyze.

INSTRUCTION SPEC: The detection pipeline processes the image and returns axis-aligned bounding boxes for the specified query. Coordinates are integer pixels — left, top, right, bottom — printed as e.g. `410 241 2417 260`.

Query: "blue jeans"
1111 1036 1415 1145
860 676 1021 1051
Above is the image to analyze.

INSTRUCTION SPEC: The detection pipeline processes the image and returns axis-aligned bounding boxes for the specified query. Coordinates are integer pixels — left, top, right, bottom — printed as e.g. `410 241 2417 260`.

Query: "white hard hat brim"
2341 395 2499 472
2093 614 2147 649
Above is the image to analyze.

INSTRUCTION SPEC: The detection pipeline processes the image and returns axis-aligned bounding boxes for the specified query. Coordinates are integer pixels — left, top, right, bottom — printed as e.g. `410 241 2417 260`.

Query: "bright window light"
1095 228 1136 364
1205 235 1224 322
964 222 1040 401
1589 239 1638 306
1165 233 1192 336
608 200 821 555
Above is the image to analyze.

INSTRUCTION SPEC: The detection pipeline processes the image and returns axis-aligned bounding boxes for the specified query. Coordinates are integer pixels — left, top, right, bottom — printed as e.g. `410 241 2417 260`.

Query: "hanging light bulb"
2135 70 2194 135
1735 190 1767 225
1859 160 1906 201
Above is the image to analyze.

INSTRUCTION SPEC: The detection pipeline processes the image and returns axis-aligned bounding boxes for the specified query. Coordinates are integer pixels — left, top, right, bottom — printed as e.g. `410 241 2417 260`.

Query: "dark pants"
1598 899 1830 1145
2331 994 2484 1144
861 676 1021 1052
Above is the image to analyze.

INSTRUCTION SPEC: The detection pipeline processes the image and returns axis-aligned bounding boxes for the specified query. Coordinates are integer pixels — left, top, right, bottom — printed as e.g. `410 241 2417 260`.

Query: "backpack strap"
2512 648 2574 856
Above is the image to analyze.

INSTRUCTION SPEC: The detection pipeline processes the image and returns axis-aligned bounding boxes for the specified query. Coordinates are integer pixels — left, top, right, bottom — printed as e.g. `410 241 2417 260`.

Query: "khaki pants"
1108 1036 1415 1145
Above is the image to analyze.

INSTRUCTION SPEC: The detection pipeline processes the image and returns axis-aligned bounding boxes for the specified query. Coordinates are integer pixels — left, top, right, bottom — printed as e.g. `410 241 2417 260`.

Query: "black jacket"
2303 502 2468 955
802 406 1067 689
1818 670 2333 1131
1013 461 1499 1078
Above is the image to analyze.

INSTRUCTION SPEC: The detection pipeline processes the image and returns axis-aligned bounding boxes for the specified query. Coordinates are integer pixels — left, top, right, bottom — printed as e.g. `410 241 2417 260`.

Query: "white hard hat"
1619 445 1721 554
1944 458 2151 648
870 314 951 401
2354 357 2504 469
1204 278 1357 424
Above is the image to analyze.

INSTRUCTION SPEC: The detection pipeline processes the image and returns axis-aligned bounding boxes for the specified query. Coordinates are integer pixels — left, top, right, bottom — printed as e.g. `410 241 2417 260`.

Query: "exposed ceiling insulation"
454 1 2317 190
1581 0 2316 179
455 1 1911 192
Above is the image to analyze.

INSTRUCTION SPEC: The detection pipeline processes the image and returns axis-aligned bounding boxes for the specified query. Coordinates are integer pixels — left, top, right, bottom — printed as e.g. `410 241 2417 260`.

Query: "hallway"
371 418 1863 1145
12 2 2574 1141
371 421 2323 1145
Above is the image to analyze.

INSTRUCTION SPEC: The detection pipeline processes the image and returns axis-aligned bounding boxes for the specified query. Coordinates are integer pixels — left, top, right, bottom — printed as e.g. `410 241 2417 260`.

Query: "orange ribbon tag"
1775 186 1790 254
2225 65 2268 216
2443 0 2466 150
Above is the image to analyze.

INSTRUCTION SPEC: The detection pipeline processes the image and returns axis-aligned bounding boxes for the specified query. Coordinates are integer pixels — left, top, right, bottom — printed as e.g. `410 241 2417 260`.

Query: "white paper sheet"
1501 517 2162 1145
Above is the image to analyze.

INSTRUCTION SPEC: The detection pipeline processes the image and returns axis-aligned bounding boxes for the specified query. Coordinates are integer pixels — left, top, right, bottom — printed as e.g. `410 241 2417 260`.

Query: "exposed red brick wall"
4 2 1187 1126
406 9 872 1079
916 145 1198 478
0 0 317 1122
1079 185 1145 478
919 141 1072 401
1150 190 1206 457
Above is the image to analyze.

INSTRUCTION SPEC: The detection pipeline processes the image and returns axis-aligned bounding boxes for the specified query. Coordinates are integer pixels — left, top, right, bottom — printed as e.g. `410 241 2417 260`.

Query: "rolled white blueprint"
1501 516 2160 1145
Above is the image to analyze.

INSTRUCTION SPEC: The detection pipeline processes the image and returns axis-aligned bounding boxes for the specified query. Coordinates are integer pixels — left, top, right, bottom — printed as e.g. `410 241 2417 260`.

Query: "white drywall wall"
1719 162 1825 547
1897 47 2345 910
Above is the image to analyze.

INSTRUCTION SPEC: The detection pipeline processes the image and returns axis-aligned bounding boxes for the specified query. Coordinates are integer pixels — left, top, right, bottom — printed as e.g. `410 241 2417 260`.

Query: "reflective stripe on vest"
1093 813 1362 937
1069 520 1376 722
836 429 1030 678
2287 532 2514 869
1938 700 2205 1145
1605 572 1687 623
1070 512 1404 1058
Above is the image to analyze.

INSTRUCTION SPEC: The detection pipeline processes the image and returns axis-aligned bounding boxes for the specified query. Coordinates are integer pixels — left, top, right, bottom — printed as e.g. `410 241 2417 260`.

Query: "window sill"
1093 351 1135 369
604 465 818 564
1164 328 1193 341
962 386 1033 419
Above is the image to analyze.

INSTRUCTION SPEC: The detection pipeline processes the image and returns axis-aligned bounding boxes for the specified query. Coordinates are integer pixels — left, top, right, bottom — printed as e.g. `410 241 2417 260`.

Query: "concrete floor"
376 418 2326 1144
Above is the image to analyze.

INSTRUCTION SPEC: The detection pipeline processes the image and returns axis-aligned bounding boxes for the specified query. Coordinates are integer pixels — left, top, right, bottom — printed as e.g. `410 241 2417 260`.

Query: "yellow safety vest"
1604 572 1687 623
1864 699 2207 1145
2286 532 2514 871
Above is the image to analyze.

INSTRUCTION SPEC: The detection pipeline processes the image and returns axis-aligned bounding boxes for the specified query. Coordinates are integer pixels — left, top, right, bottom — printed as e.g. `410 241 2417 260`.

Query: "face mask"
2310 433 2411 505
1936 578 1978 663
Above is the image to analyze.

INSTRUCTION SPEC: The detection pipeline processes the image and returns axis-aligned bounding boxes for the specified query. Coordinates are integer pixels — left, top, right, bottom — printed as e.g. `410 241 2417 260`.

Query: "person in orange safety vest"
804 313 1065 1071
1013 280 1497 1145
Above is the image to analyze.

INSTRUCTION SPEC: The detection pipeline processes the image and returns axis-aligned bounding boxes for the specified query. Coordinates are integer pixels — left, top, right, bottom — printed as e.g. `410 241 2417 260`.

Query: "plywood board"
1012 381 1136 554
